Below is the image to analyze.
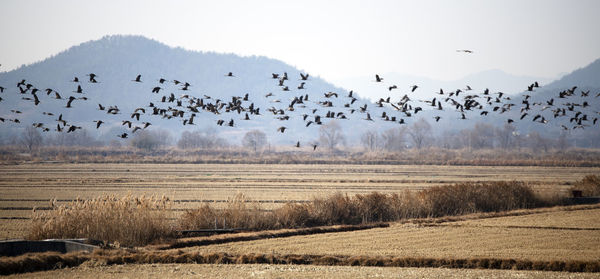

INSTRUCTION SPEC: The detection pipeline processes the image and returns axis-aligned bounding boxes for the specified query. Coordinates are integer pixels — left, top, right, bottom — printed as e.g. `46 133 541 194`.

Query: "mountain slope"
0 35 599 148
0 35 377 145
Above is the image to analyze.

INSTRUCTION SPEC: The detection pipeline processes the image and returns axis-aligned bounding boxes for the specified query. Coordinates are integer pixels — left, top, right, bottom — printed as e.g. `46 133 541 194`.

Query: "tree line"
5 118 576 154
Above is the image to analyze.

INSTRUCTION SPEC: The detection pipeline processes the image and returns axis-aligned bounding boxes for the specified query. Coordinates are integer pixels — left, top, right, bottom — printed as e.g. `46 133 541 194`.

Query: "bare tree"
319 120 345 152
556 131 569 151
527 131 549 153
495 123 516 150
439 130 464 149
360 130 379 151
408 118 431 149
469 122 495 149
242 130 267 152
177 128 227 150
47 128 102 147
381 127 407 151
20 126 43 153
131 129 172 151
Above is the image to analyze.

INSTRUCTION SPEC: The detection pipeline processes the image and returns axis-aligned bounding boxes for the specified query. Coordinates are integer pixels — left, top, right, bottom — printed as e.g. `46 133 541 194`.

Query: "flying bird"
93 120 104 129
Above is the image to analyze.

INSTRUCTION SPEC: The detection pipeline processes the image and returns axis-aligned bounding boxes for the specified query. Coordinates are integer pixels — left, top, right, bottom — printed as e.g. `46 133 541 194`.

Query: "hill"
0 35 599 148
0 35 373 146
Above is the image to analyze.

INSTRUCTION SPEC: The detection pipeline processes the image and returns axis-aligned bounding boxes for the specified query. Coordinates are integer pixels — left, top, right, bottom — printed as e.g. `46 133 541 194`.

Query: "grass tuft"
28 194 173 247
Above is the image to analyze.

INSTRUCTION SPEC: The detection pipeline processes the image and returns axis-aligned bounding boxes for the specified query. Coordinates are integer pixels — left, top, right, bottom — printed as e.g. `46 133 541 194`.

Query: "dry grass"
179 193 274 231
2 249 600 276
180 181 551 231
0 163 589 203
28 194 174 247
183 208 600 262
24 181 557 247
165 223 389 250
572 175 600 196
4 146 600 167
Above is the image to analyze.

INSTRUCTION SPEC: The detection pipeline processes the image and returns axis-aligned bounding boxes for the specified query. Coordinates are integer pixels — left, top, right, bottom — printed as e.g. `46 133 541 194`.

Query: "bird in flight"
87 73 98 83
456 49 474 53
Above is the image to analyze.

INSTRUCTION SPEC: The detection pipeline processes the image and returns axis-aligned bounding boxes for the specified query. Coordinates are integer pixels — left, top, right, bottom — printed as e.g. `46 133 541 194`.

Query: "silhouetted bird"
87 73 97 83
66 96 76 108
93 120 104 129
122 120 132 128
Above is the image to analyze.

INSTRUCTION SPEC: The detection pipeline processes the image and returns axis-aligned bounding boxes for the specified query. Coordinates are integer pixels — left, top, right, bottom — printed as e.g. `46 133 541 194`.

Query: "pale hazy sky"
1 0 599 82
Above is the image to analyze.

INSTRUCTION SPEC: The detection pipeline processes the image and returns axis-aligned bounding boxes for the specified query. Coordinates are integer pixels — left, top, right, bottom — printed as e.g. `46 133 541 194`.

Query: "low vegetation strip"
27 176 600 247
4 146 600 167
1 250 599 275
164 223 389 250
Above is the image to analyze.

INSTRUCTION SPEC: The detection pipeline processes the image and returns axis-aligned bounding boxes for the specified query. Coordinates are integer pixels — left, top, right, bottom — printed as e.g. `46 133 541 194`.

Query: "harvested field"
5 263 599 279
0 164 597 236
180 207 600 262
1 205 600 276
1 163 599 277
1 163 597 239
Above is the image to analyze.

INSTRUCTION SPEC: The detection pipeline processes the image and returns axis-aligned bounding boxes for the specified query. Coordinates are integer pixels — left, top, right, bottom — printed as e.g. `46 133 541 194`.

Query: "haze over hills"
0 35 599 147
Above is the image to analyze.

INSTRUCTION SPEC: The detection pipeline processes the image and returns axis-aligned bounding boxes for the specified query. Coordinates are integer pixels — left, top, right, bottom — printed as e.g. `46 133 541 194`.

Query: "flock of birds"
1 64 599 149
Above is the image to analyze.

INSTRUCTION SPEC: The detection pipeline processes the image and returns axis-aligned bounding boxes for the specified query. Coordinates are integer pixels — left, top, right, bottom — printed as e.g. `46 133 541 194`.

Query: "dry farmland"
184 207 600 262
1 162 600 277
7 264 600 279
1 163 599 239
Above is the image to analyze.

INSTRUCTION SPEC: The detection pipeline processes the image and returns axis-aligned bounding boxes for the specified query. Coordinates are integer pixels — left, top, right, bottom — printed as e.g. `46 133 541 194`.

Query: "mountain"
0 35 599 148
0 35 381 146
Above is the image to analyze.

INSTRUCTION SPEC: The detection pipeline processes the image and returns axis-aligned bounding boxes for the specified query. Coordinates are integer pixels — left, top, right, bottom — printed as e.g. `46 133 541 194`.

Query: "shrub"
572 175 600 196
29 194 173 247
179 193 272 230
181 181 547 231
28 181 559 246
418 181 541 217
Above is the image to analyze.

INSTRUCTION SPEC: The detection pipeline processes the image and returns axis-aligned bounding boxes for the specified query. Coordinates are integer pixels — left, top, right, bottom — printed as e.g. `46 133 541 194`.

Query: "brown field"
1 163 598 239
1 163 599 276
175 207 600 262
6 263 600 279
